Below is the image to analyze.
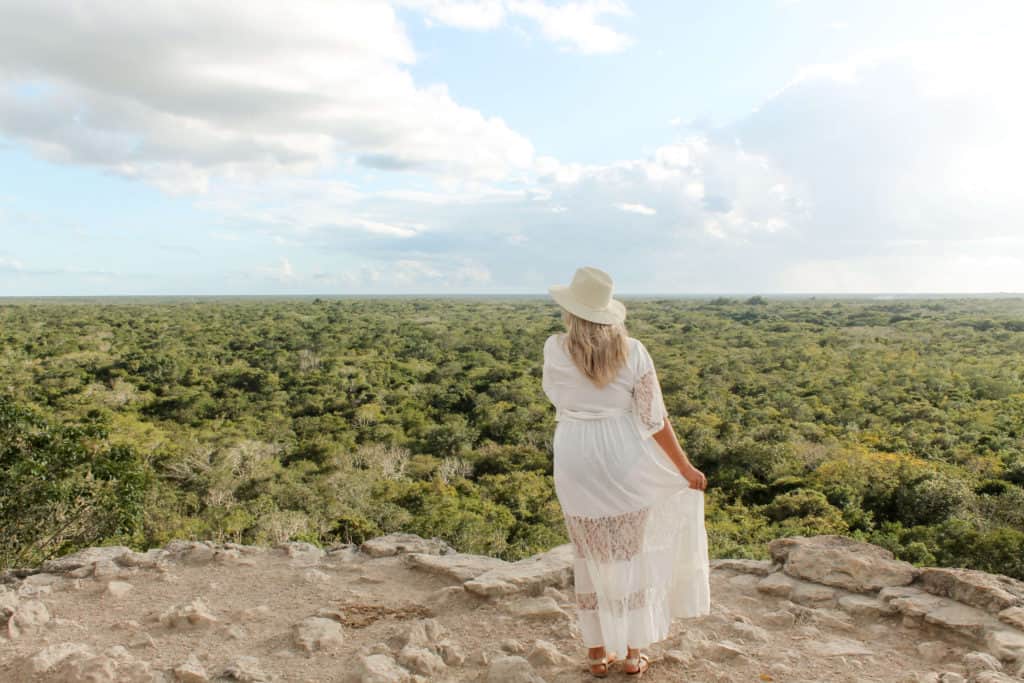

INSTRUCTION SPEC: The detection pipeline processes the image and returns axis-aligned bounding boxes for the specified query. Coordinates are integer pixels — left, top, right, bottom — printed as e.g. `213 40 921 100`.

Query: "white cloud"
0 0 535 192
400 0 631 54
615 202 655 215
507 0 631 54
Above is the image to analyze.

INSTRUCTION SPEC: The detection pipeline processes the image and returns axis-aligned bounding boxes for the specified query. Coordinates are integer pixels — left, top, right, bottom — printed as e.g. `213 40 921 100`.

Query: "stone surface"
405 552 509 583
41 545 133 573
173 653 210 682
485 655 546 683
963 650 1003 674
770 535 918 592
344 651 411 683
505 596 567 620
106 580 134 598
527 640 574 667
791 580 838 606
918 567 1024 615
465 544 574 598
159 597 218 629
361 533 451 558
711 558 778 576
807 637 875 657
984 627 1024 664
997 605 1024 630
757 571 800 599
397 645 446 676
838 593 898 618
220 655 277 682
293 616 345 653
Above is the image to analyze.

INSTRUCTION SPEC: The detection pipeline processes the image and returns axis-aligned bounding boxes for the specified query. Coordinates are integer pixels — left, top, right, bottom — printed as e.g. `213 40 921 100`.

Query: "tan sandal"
588 652 616 678
623 651 649 677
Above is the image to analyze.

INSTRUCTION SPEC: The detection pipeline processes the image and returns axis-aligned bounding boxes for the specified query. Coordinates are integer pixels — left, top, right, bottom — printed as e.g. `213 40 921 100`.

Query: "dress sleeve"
632 341 668 439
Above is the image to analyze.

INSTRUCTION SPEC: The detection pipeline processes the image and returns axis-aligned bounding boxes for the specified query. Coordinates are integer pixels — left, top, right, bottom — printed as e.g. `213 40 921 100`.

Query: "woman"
541 266 711 678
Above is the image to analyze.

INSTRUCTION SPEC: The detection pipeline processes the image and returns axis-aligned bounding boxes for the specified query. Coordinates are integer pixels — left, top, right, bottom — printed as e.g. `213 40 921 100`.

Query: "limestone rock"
173 653 209 682
26 642 94 675
923 602 1003 640
405 552 509 582
486 655 547 683
220 655 277 682
757 571 799 599
397 644 447 676
791 580 837 607
293 616 345 653
159 597 218 629
361 533 451 558
438 640 467 666
465 544 574 598
275 541 325 566
501 639 527 654
505 596 568 620
983 627 1024 663
769 535 918 592
727 573 762 591
527 640 573 667
729 620 771 643
838 593 898 618
918 567 1024 615
761 608 797 628
963 650 1003 675
807 637 874 657
711 558 777 576
997 605 1024 630
167 540 216 565
401 618 448 650
119 548 170 569
6 598 50 638
343 653 414 682
701 639 747 661
917 640 954 663
41 545 132 573
106 580 134 598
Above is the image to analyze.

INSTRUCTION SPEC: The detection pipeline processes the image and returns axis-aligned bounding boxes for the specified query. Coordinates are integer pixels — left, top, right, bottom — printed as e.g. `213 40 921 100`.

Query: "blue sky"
1 0 1022 295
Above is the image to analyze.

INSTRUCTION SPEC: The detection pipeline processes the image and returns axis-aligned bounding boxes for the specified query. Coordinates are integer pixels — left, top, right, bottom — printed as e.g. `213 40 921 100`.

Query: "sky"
1 0 1022 296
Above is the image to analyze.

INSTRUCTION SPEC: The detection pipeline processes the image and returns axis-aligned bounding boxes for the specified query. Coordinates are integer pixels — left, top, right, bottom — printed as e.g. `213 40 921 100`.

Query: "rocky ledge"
1 533 1022 682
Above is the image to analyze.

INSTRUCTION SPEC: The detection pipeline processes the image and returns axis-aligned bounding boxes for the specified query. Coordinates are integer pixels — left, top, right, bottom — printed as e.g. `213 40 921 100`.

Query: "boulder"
361 533 451 558
405 552 509 582
769 535 918 592
465 544 574 598
918 567 1024 615
984 627 1024 664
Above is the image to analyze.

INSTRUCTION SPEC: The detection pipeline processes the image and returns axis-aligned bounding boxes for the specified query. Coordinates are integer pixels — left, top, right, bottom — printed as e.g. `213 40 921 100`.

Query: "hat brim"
548 284 626 324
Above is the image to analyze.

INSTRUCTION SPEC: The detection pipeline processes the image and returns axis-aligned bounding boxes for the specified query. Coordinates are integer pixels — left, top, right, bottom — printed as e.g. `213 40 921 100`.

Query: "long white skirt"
552 413 711 655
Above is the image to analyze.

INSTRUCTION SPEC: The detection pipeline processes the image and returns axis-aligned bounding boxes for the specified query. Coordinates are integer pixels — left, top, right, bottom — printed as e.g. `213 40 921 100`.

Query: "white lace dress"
542 333 711 654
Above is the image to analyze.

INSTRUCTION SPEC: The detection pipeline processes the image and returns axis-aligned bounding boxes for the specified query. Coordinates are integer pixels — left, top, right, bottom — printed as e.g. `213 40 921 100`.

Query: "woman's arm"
652 417 707 490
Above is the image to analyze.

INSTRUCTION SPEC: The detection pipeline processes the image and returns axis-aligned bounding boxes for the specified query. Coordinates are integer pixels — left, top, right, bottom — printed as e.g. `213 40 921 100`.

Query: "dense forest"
2 296 1024 579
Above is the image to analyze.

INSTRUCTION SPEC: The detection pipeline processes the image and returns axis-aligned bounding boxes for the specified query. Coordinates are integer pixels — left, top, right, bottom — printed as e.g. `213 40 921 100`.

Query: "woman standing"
541 266 711 678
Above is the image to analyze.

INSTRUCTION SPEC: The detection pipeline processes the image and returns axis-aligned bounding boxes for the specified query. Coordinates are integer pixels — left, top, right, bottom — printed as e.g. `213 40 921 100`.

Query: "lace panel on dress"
632 368 665 434
564 508 651 563
575 589 649 613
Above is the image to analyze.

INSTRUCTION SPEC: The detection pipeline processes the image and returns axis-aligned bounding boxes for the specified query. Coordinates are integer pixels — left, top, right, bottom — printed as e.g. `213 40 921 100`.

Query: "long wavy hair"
559 308 630 388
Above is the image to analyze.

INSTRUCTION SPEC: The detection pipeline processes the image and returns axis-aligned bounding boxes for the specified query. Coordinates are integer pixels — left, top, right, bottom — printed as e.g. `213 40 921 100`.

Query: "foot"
587 647 616 678
623 648 649 675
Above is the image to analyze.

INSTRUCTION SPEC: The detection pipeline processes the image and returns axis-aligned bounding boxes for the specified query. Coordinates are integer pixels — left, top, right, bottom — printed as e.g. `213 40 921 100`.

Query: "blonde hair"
559 308 630 388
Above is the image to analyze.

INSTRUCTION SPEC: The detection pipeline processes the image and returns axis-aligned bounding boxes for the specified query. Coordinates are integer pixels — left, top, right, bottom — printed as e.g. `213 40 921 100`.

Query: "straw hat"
548 266 626 325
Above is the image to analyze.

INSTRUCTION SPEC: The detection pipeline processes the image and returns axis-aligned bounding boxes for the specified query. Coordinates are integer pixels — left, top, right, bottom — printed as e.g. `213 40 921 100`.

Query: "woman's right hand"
681 464 707 491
